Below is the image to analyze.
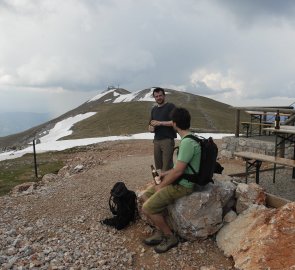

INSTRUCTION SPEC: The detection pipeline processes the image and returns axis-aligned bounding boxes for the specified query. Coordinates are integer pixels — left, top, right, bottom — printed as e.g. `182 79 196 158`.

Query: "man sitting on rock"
142 107 201 253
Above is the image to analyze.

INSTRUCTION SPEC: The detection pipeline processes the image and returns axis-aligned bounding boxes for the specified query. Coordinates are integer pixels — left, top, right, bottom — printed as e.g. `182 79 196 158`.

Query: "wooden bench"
234 151 295 184
240 122 273 137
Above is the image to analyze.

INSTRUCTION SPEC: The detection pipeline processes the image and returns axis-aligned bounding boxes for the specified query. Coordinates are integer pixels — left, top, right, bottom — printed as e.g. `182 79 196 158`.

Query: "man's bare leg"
145 211 172 235
143 209 178 253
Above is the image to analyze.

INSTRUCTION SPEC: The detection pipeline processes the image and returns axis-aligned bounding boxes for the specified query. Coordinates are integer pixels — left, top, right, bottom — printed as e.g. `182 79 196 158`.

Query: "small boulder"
73 164 84 173
42 173 59 183
10 182 37 196
235 182 266 214
223 210 237 223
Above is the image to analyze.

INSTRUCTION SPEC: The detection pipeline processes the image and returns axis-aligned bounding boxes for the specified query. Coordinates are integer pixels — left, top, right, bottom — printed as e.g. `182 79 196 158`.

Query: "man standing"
149 87 176 172
142 107 201 253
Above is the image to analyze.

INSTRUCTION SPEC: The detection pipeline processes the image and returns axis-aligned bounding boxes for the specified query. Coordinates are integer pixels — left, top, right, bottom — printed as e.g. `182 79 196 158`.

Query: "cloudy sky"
1 0 295 118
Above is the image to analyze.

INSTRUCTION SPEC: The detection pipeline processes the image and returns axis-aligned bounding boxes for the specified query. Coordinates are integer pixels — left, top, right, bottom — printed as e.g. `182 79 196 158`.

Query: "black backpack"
101 182 138 230
175 134 218 186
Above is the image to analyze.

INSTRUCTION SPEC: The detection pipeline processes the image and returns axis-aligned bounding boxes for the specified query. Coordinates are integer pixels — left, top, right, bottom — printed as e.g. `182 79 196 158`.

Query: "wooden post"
279 137 285 158
235 109 240 137
262 111 267 135
33 139 38 178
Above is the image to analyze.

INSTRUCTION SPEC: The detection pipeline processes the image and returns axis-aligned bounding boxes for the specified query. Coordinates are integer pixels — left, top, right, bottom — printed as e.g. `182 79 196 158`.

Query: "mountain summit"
87 87 153 103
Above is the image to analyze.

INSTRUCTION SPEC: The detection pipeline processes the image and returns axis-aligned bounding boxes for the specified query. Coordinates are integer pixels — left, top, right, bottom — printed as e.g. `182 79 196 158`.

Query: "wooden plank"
241 122 273 127
232 180 292 208
265 192 292 208
245 111 291 117
264 125 295 135
234 151 295 167
233 106 295 114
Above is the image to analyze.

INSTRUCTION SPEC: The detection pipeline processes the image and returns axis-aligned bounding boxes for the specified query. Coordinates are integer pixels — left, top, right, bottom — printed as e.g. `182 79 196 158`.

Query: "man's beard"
157 99 165 105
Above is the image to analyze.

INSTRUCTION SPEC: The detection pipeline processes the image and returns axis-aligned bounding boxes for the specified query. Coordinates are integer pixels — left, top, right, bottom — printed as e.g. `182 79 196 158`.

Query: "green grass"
0 152 65 196
62 101 153 139
0 144 110 196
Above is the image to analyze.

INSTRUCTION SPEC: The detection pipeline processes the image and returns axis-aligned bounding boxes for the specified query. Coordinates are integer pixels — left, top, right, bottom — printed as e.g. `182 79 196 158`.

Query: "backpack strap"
182 134 201 173
173 134 200 184
187 163 197 175
109 194 117 215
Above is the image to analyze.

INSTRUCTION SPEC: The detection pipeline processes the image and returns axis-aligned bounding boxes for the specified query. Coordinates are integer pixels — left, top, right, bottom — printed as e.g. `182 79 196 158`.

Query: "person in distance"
148 87 176 172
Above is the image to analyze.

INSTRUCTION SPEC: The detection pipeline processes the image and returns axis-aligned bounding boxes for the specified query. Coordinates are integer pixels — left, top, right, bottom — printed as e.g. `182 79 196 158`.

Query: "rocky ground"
0 139 294 269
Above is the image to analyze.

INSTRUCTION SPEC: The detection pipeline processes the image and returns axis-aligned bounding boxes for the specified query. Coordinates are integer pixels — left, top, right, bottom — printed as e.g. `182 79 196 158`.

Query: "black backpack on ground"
101 182 138 230
175 134 219 186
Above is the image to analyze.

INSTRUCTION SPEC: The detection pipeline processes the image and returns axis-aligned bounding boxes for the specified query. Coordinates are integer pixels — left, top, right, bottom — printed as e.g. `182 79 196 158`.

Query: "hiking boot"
143 230 164 246
154 234 178 253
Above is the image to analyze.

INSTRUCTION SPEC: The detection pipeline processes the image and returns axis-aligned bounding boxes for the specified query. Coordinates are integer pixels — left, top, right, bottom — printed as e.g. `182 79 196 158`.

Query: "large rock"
216 202 295 270
167 177 236 240
216 204 267 257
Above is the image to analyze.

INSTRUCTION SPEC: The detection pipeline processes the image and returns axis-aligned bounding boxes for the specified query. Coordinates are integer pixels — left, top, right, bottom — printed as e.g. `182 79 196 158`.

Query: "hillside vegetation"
64 90 249 140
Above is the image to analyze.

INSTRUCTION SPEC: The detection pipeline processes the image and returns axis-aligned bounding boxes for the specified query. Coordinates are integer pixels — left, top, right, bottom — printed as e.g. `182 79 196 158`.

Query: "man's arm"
150 120 173 127
155 161 187 190
148 108 155 132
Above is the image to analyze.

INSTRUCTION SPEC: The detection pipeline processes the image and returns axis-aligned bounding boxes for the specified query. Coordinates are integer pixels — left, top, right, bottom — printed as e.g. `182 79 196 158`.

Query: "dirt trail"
1 139 236 269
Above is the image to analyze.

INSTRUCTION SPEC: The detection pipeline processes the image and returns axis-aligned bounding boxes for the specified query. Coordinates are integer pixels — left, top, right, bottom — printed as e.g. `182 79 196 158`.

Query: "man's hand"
148 125 155 132
155 184 162 192
150 120 173 127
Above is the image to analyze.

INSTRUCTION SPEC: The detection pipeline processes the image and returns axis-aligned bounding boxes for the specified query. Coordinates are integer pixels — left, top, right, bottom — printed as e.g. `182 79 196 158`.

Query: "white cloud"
190 69 238 91
0 0 295 115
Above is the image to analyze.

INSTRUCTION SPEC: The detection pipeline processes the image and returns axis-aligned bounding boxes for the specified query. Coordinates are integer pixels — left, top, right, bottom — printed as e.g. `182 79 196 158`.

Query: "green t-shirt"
176 134 201 188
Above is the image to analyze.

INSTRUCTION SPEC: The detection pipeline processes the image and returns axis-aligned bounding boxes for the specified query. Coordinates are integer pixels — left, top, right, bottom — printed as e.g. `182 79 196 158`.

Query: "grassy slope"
64 91 249 139
63 102 153 139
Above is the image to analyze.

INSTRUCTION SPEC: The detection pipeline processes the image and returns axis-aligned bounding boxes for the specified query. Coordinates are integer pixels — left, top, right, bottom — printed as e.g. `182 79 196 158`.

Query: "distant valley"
0 112 50 137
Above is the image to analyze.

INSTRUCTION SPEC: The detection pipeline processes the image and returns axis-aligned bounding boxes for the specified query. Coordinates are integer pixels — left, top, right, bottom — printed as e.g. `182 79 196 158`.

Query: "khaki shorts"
142 184 193 215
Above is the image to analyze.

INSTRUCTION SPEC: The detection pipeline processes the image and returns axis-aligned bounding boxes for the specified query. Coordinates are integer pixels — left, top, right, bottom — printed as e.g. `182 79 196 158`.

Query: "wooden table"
241 122 273 137
233 107 295 137
263 125 295 181
234 151 295 184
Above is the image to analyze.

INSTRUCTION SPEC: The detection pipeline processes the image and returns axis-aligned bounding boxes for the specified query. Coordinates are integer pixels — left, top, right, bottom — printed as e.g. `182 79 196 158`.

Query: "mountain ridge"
0 87 249 150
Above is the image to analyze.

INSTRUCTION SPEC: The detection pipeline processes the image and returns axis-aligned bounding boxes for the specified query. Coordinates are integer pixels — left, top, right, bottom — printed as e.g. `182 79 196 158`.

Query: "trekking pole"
33 139 38 178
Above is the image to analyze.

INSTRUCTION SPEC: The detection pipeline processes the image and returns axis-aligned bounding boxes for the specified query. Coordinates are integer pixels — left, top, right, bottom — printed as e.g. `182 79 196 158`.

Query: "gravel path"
1 139 293 269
